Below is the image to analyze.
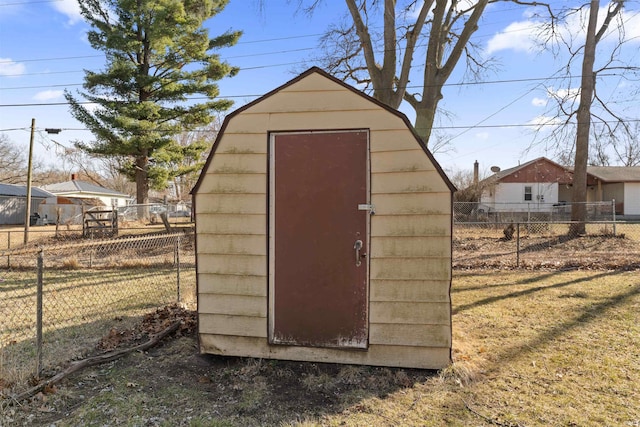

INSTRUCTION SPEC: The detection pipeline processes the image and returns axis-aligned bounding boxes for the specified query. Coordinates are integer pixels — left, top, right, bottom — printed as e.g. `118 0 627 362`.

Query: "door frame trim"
267 129 371 348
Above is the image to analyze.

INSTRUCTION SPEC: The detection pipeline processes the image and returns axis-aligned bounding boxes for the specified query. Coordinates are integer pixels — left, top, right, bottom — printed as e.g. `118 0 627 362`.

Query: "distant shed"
0 183 54 225
191 67 455 369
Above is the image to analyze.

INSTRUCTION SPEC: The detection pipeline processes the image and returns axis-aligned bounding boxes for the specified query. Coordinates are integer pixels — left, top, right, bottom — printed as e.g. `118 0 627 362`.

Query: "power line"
0 71 626 96
3 118 640 135
0 5 569 70
1 83 82 91
0 0 62 5
0 55 101 64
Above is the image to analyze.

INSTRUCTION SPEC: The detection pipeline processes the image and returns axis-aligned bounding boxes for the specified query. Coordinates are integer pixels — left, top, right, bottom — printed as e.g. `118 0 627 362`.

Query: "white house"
42 174 130 208
40 175 131 224
478 157 640 218
479 157 577 213
587 166 640 217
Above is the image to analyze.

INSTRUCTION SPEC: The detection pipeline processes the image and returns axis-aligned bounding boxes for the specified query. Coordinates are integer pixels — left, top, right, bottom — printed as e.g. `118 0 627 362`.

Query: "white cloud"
475 132 489 140
486 21 540 54
531 97 547 107
83 102 101 114
405 0 484 21
547 86 580 102
623 10 640 42
52 0 83 25
527 115 563 128
33 90 64 101
488 5 640 55
0 58 25 76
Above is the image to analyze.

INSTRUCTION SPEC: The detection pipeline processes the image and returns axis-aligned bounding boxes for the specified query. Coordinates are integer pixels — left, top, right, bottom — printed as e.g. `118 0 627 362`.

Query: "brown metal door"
269 130 369 349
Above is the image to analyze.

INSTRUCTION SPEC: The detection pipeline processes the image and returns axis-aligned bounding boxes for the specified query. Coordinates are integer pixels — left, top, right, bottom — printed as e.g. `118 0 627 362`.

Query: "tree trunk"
414 83 441 143
414 106 436 143
136 152 149 217
570 0 599 236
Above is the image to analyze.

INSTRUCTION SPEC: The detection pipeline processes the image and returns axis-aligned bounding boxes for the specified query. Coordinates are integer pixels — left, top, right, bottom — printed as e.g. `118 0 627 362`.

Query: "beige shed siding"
195 214 265 234
197 234 266 256
370 324 452 347
371 149 435 173
199 314 266 338
207 153 265 174
194 173 266 195
214 133 268 154
199 294 266 317
372 192 451 215
370 130 426 152
224 110 405 134
370 279 450 302
199 335 451 369
372 170 448 193
196 70 452 369
195 193 264 215
197 253 266 276
370 236 451 258
198 273 266 296
247 89 380 114
370 301 450 325
371 214 450 237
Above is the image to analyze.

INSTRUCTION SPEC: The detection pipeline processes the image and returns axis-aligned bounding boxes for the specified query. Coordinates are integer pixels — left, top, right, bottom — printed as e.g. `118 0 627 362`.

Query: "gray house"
0 183 54 225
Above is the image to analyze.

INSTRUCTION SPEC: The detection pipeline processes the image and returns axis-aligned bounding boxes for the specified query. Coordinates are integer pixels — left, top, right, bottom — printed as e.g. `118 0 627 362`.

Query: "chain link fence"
3 208 639 396
454 201 616 223
453 221 640 269
452 201 640 269
0 228 195 396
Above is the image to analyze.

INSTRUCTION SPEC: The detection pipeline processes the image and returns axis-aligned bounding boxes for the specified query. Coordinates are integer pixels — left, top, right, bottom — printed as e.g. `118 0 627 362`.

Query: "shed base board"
199 334 451 370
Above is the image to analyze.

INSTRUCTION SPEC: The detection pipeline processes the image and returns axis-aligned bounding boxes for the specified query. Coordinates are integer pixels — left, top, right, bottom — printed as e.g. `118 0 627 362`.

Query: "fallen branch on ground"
6 321 181 404
463 399 523 427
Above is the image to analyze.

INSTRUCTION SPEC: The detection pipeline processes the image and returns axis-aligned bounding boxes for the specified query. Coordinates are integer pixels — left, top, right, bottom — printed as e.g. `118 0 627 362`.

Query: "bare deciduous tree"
531 0 628 234
168 118 222 201
0 134 26 184
295 0 551 146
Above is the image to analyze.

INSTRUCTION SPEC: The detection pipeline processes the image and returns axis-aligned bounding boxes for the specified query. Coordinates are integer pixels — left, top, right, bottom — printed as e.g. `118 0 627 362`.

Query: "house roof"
485 157 547 181
191 66 456 195
587 166 640 182
0 183 55 198
42 180 129 197
480 157 575 185
480 157 640 187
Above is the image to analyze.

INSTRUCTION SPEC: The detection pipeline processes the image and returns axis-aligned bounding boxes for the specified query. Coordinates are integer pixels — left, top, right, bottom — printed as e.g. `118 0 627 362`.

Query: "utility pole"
24 118 36 245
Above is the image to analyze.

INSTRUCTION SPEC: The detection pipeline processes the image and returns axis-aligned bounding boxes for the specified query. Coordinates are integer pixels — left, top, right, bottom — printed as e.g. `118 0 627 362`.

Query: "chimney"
473 160 479 185
71 173 77 181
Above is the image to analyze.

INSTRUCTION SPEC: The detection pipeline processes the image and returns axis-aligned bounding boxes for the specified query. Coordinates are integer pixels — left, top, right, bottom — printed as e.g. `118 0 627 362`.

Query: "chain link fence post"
7 231 12 269
612 199 616 236
36 247 44 376
176 235 181 303
516 223 520 267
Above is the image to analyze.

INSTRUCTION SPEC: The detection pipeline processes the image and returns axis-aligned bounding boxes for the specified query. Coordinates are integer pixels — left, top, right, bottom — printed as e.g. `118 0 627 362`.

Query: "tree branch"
7 321 181 405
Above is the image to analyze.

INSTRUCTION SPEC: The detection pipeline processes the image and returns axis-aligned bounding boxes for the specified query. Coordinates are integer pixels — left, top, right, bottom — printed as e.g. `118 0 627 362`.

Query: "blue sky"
1 0 639 178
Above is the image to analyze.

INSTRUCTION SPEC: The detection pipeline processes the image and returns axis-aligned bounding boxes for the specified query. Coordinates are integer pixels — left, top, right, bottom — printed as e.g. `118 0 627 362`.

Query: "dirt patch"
3 305 435 426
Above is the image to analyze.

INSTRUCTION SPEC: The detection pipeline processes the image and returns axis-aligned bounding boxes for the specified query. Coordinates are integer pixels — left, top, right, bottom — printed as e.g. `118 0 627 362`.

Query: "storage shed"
192 67 455 369
0 183 54 225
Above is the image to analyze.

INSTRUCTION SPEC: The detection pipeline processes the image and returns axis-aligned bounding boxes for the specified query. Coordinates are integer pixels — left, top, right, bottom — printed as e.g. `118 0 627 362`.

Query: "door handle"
354 239 363 267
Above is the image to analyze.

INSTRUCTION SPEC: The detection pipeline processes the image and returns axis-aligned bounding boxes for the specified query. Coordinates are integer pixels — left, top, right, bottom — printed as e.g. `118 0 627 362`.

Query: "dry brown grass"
0 267 196 399
3 268 638 426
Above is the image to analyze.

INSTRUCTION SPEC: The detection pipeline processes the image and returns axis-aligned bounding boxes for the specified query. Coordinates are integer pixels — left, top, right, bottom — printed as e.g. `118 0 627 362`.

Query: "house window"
524 186 532 201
